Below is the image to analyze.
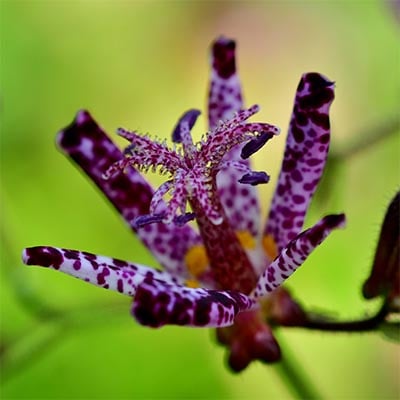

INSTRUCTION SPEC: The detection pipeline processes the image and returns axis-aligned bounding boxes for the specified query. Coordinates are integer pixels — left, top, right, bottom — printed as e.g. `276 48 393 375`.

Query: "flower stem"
274 333 322 400
301 301 389 332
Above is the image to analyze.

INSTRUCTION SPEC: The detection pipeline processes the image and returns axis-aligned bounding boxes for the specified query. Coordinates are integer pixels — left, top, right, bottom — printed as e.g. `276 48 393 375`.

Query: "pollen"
262 234 278 260
185 279 201 288
184 245 209 277
236 230 256 249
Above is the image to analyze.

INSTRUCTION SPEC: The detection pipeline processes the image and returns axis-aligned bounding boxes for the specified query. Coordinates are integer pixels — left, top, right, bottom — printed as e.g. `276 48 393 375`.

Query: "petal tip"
213 35 236 47
211 36 237 79
301 72 335 88
56 110 95 151
21 246 64 269
325 213 346 229
21 248 29 265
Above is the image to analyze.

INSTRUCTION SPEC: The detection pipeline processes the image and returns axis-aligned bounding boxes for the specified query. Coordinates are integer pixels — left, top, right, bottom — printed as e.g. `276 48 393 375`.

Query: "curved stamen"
241 131 274 159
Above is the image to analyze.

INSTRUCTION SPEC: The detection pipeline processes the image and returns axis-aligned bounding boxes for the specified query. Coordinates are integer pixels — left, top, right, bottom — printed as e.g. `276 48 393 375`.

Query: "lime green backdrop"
1 1 399 399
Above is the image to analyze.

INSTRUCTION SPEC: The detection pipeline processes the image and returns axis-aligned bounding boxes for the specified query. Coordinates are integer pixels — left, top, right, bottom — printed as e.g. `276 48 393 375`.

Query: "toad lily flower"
23 37 345 371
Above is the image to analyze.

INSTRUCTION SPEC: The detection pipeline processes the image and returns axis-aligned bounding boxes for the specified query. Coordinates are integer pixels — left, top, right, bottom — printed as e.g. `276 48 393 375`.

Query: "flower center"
104 105 280 293
105 105 278 225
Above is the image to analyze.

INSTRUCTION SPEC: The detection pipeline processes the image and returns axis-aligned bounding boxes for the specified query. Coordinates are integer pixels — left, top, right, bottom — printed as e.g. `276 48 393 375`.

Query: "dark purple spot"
264 283 273 292
320 133 329 144
113 258 128 268
309 112 330 130
282 219 293 229
97 267 110 285
282 158 296 172
194 298 212 326
291 169 303 182
291 125 304 143
306 158 322 167
73 260 81 270
293 195 305 204
294 110 308 126
64 250 80 260
299 89 334 110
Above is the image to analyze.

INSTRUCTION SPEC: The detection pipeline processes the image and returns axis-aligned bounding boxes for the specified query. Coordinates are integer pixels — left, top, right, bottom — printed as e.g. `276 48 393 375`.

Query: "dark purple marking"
64 250 80 260
239 171 270 186
241 132 273 159
293 195 305 204
291 169 303 182
291 125 305 143
133 213 165 229
73 260 81 270
194 299 212 326
174 212 195 226
117 279 124 293
97 267 110 285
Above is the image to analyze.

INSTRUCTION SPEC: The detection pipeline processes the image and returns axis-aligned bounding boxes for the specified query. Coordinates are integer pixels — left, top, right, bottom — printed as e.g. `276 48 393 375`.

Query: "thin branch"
332 114 399 160
295 301 390 332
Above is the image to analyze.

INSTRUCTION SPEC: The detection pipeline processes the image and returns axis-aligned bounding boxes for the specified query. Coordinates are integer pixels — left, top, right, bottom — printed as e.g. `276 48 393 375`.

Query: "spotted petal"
22 246 255 328
264 73 335 251
57 111 201 277
209 36 261 236
132 278 255 328
22 246 182 295
253 214 346 299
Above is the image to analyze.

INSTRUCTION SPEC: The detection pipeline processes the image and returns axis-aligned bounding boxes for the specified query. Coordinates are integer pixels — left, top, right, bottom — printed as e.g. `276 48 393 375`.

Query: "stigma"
104 105 279 226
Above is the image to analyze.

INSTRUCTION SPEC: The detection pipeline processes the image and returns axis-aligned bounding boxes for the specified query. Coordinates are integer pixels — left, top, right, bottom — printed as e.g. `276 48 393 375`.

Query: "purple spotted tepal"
22 37 345 372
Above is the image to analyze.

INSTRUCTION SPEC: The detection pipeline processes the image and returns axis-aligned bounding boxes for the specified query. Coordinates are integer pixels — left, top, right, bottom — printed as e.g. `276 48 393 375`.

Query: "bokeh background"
1 0 399 399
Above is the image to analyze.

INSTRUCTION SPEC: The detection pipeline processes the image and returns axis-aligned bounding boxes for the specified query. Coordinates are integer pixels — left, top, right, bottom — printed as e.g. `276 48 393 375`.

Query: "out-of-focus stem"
274 334 322 400
1 300 128 383
333 114 399 160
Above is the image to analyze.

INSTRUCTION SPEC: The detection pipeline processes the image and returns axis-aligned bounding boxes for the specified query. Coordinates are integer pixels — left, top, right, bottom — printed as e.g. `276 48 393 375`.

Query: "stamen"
133 213 165 229
241 131 273 159
174 212 196 226
133 212 195 228
239 171 270 186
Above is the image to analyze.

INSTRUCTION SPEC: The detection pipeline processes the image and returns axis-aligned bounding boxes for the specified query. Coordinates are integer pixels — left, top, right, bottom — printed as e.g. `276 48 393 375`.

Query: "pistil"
189 181 257 294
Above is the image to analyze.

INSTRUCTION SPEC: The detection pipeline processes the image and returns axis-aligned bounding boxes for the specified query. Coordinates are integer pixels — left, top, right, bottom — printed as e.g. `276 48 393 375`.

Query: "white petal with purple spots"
253 214 346 299
22 246 182 296
57 110 201 278
132 278 255 328
264 73 335 251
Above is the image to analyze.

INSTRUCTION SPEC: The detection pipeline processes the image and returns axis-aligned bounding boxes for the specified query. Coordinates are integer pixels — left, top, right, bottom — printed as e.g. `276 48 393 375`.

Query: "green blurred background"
1 0 399 399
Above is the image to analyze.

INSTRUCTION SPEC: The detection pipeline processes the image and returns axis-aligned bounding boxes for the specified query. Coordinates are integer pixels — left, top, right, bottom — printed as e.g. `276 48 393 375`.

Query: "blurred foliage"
1 0 399 399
